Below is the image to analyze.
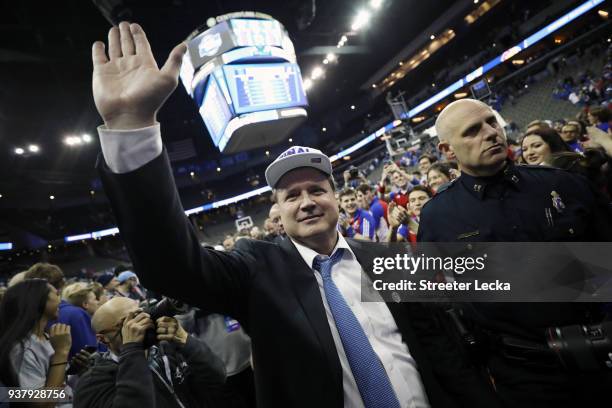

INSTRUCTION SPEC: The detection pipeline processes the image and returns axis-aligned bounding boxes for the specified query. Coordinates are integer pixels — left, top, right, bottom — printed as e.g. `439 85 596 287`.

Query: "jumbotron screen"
223 63 307 114
230 18 283 47
200 75 233 147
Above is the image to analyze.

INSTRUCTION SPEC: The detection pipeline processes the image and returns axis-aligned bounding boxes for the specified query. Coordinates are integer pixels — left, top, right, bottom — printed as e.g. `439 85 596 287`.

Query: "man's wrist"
104 113 156 130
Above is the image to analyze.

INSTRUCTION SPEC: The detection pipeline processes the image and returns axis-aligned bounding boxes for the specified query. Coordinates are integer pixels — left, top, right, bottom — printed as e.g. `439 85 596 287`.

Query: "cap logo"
311 158 321 163
277 146 310 160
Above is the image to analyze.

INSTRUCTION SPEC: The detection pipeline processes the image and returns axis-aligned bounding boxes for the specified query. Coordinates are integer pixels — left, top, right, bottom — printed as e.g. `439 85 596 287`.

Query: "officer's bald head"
436 99 490 142
434 98 507 177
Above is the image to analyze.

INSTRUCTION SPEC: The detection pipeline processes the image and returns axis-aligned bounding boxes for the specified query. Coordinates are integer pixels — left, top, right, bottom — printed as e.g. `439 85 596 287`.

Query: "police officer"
418 98 612 408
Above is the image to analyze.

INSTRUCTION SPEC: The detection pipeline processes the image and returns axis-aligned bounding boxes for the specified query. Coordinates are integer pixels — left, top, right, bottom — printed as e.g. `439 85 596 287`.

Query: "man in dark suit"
91 22 500 407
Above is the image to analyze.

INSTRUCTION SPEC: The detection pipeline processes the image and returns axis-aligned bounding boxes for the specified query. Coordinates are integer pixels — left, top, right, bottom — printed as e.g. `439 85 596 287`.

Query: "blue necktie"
313 249 401 408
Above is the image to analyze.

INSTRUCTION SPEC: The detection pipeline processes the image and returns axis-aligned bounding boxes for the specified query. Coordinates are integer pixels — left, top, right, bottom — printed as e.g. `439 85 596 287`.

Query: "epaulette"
433 178 457 195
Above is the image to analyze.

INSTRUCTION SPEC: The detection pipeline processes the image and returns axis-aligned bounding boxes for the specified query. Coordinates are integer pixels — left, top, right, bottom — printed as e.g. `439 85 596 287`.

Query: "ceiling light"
323 58 329 64
350 105 355 110
82 134 92 143
311 66 324 80
431 83 435 87
322 127 327 132
399 61 403 66
372 84 377 88
288 138 293 142
430 34 435 40
0 194 3 198
28 144 39 153
14 147 24 155
216 167 221 172
303 78 313 91
454 92 468 98
340 35 348 43
265 150 270 156
190 171 195 177
370 0 383 9
326 53 337 62
512 59 525 65
474 0 479 3
49 195 55 200
598 10 609 18
351 9 370 31
90 190 95 195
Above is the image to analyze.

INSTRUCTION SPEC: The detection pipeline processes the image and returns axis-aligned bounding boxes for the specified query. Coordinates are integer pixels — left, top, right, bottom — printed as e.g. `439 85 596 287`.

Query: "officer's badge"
551 191 565 213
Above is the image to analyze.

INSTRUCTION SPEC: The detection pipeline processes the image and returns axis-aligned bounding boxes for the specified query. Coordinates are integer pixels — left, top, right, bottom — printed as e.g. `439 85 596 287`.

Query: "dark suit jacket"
99 150 500 408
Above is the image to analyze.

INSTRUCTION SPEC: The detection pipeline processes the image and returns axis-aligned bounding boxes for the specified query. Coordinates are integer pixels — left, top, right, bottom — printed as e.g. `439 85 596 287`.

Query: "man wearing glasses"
73 297 226 408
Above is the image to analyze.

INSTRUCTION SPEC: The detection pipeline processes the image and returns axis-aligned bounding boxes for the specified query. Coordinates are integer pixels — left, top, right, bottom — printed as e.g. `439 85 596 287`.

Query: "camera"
546 321 612 371
139 297 190 348
349 168 359 179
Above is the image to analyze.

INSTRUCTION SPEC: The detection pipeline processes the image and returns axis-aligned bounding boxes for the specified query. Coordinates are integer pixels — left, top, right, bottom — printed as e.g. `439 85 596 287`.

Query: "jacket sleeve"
74 344 155 408
180 335 226 392
98 150 256 322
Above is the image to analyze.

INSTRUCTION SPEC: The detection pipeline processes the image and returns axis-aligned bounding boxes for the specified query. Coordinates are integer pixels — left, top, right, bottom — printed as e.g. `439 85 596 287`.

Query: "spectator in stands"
338 188 374 241
356 183 388 242
222 235 235 251
60 282 101 359
394 186 433 243
548 148 611 198
96 273 119 298
25 262 66 291
7 271 27 287
268 203 286 242
525 119 550 133
0 279 73 404
521 127 571 165
560 122 584 152
426 162 453 193
114 271 144 301
417 154 437 177
75 297 226 408
588 105 611 132
249 226 264 240
90 282 110 307
177 309 255 408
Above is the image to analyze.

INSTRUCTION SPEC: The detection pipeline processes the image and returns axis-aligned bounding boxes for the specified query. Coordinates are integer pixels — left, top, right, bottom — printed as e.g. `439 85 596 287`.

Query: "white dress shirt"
291 235 429 408
98 125 429 408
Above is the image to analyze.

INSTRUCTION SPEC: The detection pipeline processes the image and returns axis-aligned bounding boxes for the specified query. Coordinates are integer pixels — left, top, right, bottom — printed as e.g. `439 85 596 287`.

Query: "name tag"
457 230 479 240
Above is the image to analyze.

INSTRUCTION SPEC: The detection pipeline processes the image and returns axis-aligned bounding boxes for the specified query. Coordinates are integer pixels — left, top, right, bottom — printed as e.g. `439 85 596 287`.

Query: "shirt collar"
459 160 521 200
290 233 355 270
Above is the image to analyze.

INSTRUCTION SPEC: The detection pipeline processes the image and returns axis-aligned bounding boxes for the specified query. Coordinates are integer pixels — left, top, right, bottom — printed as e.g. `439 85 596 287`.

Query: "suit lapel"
279 238 343 397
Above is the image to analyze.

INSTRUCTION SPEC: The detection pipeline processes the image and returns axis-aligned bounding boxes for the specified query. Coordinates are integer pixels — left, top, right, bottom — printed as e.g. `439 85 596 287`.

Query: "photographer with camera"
74 297 226 408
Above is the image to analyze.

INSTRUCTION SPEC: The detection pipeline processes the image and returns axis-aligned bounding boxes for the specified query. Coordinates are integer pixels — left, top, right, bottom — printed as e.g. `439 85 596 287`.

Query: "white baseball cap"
265 146 333 188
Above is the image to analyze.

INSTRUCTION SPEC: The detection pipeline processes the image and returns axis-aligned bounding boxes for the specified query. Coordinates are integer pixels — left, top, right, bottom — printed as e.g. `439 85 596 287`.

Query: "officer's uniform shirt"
417 161 611 243
417 161 612 340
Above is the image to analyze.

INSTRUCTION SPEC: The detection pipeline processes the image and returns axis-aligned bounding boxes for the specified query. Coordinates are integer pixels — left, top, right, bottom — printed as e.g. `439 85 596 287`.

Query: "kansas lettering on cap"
265 146 333 188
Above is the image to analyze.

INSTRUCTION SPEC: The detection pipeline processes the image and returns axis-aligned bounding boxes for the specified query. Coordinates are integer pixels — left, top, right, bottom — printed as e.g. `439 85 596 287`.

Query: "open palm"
92 22 186 129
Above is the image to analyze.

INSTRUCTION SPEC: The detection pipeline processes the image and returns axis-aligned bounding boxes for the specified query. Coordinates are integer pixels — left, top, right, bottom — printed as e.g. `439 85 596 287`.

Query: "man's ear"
96 334 109 347
437 141 451 153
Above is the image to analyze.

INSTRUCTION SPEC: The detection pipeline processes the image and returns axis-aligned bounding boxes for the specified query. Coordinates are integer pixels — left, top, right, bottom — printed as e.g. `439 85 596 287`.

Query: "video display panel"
200 75 233 146
222 63 307 114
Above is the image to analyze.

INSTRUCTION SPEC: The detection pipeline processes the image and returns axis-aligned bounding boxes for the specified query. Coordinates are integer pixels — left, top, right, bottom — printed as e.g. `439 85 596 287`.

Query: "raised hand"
156 316 188 345
121 311 154 345
49 323 72 356
92 22 187 130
